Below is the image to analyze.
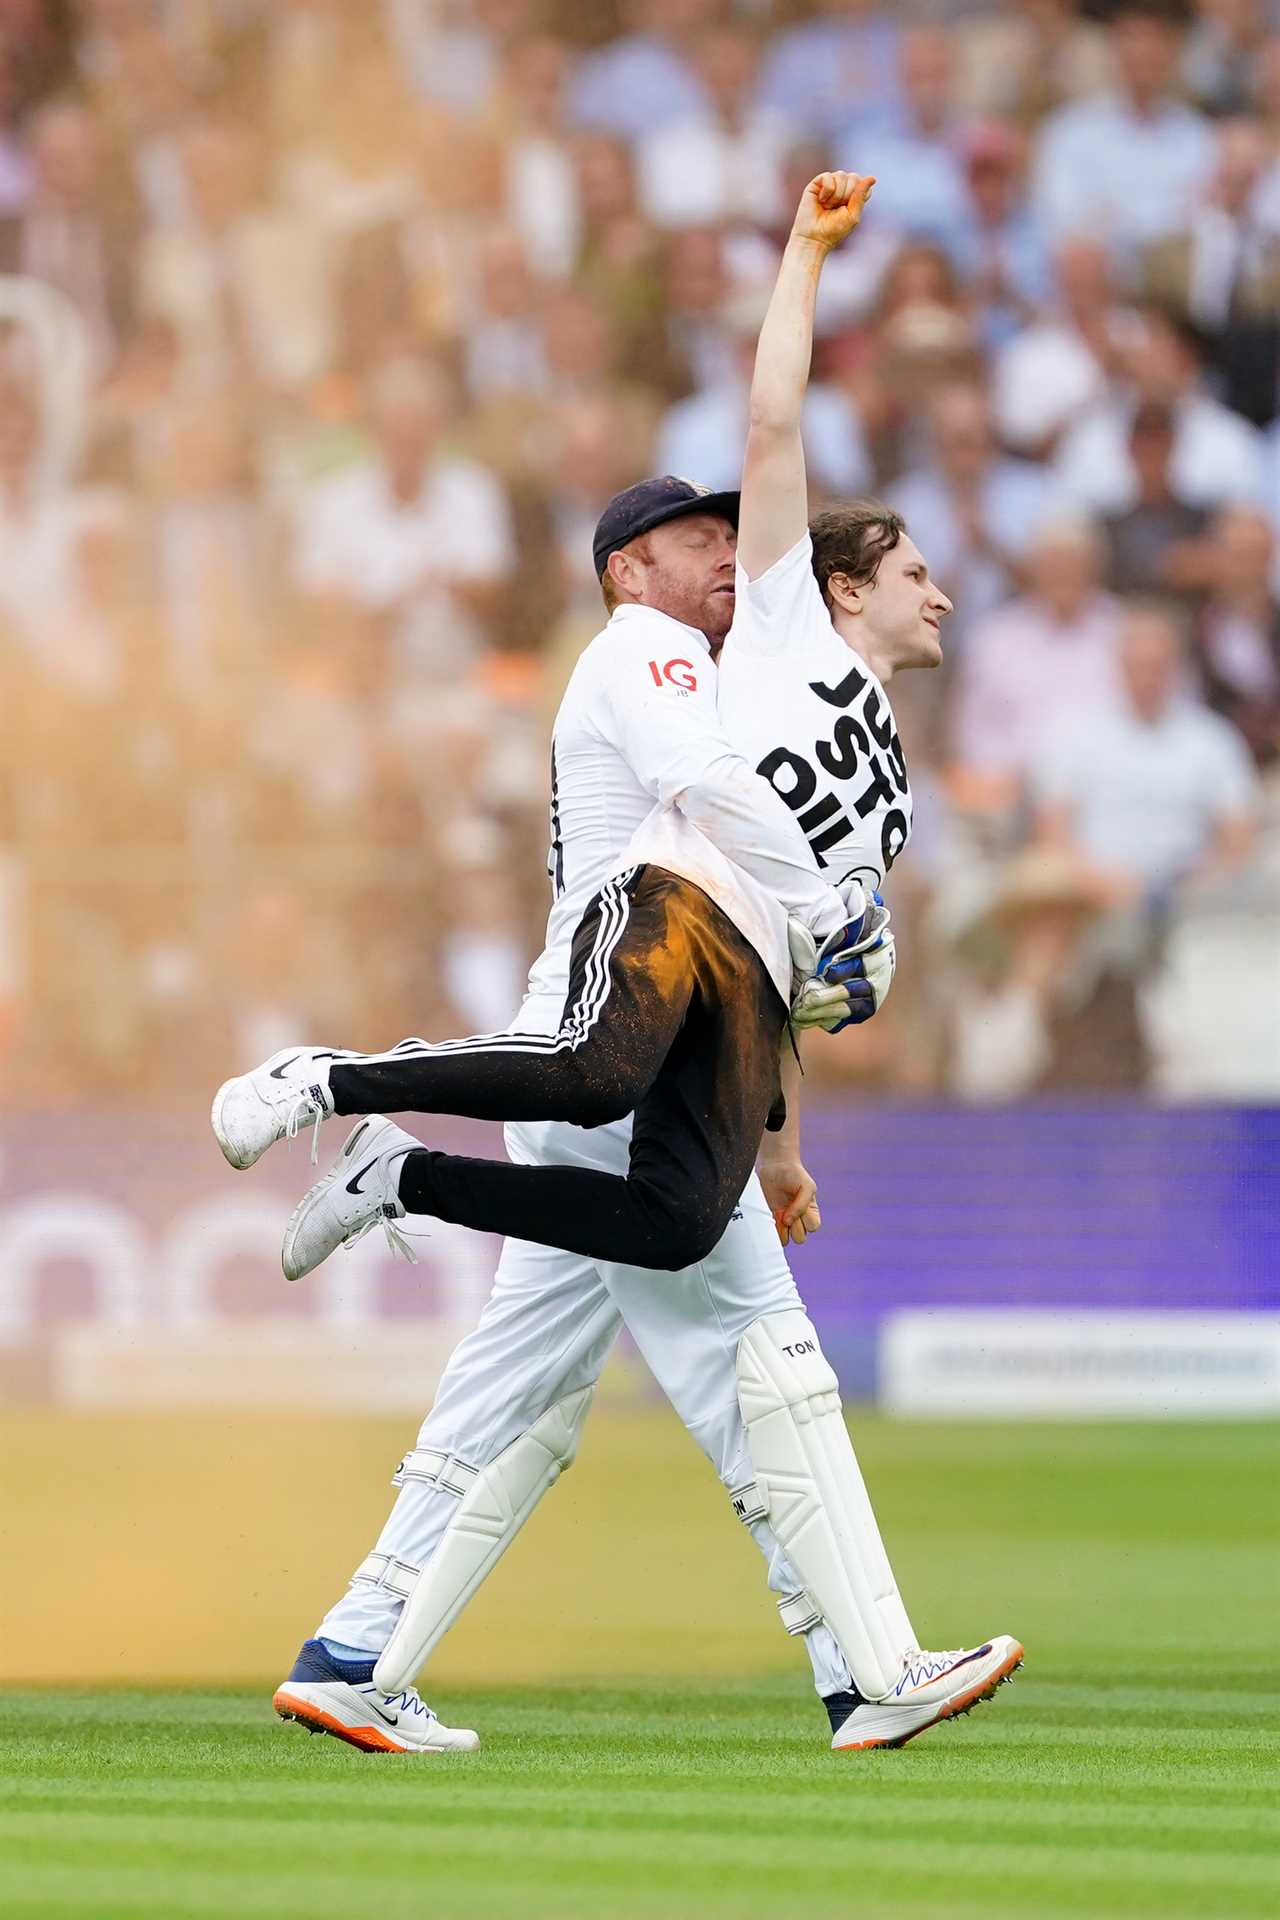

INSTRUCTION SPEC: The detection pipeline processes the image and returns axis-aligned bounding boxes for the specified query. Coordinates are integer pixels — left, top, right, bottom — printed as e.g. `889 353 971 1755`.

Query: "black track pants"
327 866 787 1270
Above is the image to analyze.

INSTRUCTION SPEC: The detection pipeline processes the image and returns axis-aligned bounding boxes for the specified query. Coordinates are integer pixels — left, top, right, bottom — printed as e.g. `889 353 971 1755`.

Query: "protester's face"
614 514 738 643
846 533 952 670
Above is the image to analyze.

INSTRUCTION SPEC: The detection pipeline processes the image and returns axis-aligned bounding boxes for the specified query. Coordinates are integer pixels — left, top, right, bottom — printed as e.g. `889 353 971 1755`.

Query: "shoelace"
341 1150 423 1266
358 1683 437 1724
385 1688 435 1723
343 1207 419 1266
280 1085 328 1164
895 1647 972 1695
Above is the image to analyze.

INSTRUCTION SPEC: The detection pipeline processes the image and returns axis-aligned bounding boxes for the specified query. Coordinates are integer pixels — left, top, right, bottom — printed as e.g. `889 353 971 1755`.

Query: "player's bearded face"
633 516 737 643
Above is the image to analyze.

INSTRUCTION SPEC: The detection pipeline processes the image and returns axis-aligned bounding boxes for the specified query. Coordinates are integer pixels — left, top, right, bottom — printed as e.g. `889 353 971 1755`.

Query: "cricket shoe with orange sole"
273 1639 479 1754
828 1636 1024 1751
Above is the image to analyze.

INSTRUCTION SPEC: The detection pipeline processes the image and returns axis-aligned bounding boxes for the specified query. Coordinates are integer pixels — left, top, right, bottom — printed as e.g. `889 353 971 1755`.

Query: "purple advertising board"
0 1104 1275 1404
801 1104 1280 1314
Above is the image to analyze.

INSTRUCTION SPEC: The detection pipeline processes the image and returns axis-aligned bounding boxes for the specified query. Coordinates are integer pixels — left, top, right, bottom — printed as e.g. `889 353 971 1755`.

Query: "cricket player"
226 174 1021 1754
212 505 872 1278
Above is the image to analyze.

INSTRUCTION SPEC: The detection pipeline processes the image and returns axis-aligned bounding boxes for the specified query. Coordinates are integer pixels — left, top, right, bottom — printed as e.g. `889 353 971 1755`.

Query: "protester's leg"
212 868 686 1172
392 878 784 1266
283 874 790 1276
327 868 689 1127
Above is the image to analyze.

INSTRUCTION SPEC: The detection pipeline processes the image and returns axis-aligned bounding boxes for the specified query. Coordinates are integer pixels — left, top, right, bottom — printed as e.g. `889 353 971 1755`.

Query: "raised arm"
737 170 874 582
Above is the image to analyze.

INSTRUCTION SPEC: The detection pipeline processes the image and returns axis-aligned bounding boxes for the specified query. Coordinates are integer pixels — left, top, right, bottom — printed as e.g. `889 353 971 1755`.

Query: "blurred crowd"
0 0 1278 1105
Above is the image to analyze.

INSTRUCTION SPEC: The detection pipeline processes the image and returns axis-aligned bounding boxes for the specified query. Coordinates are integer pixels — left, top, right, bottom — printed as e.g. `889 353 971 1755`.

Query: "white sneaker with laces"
273 1678 479 1754
282 1116 420 1283
830 1635 1024 1751
211 1047 349 1170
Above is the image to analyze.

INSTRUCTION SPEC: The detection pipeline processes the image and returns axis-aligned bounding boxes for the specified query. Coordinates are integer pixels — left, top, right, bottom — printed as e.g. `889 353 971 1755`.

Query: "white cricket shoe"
274 1641 478 1754
830 1636 1024 1752
281 1115 419 1282
211 1047 349 1170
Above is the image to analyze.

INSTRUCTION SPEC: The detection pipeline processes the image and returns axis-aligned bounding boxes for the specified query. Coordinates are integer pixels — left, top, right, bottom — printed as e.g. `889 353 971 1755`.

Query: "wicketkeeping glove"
789 891 896 1034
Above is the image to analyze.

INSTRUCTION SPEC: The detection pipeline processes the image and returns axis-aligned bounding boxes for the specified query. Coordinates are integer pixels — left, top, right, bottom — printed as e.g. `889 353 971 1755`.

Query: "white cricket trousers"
318 1111 855 1698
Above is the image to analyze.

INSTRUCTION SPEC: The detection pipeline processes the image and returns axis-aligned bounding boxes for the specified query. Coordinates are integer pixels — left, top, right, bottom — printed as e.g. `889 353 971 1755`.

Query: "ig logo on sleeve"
647 659 698 694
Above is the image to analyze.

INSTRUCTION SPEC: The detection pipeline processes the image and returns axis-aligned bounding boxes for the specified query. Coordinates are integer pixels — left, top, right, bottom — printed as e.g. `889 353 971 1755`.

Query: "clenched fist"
758 1154 821 1247
791 171 875 252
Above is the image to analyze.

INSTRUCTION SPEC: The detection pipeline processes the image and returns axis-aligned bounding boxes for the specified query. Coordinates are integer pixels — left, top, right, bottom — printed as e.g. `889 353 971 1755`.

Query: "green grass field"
3 1418 1277 1920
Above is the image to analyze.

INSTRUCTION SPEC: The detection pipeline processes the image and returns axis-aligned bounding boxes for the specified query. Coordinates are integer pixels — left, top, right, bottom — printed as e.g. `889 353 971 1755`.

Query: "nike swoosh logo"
269 1050 343 1079
346 1158 379 1195
363 1698 399 1727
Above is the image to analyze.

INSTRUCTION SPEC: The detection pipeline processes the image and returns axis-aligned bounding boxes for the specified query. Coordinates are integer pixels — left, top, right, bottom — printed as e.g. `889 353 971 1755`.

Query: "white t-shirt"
524 601 847 1010
717 535 913 896
1036 700 1258 891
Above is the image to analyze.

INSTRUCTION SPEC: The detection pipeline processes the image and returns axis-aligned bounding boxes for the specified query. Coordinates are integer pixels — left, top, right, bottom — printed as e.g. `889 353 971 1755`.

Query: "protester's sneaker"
273 1639 478 1754
830 1636 1024 1752
282 1116 420 1282
211 1047 350 1170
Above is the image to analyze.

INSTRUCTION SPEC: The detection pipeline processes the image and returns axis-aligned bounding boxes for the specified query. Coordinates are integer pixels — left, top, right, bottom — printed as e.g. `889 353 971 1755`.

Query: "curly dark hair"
808 498 907 610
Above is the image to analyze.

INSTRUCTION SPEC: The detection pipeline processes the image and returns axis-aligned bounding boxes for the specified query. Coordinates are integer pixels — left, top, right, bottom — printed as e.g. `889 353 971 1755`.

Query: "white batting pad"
374 1386 594 1695
736 1311 915 1701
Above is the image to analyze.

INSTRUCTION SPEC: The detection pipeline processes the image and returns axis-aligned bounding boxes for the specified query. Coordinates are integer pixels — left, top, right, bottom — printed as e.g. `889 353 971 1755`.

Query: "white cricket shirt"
525 601 848 1009
717 534 913 896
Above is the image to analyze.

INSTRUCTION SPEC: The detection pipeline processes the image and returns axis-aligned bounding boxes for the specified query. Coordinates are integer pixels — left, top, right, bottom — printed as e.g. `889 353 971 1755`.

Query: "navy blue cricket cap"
593 475 740 579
